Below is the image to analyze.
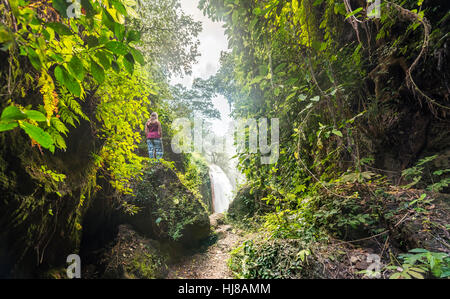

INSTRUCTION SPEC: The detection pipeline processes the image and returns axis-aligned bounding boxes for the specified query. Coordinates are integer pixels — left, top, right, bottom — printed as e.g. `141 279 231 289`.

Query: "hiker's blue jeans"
147 138 163 159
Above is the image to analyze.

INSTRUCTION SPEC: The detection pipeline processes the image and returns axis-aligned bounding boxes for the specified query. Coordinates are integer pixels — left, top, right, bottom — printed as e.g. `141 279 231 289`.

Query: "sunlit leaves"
95 51 111 70
54 65 81 97
46 22 72 36
105 41 128 55
1 105 27 122
25 110 46 122
0 24 14 50
114 23 126 41
129 47 145 66
68 56 85 81
19 122 54 150
126 30 140 43
90 59 105 83
331 129 343 138
52 0 71 18
123 53 135 75
0 122 18 132
25 47 42 70
86 35 99 48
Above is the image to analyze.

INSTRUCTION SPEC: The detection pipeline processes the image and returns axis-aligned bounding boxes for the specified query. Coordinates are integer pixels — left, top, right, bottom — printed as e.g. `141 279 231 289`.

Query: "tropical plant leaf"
0 122 18 132
46 22 72 36
90 59 105 84
1 105 27 121
129 48 145 66
25 110 46 122
54 65 81 97
105 41 128 55
95 51 111 70
123 53 135 75
25 47 42 71
20 122 54 149
68 56 85 81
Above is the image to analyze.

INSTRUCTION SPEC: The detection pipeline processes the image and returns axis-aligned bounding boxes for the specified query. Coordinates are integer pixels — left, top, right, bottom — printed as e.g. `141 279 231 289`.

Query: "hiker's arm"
158 122 162 137
145 120 149 136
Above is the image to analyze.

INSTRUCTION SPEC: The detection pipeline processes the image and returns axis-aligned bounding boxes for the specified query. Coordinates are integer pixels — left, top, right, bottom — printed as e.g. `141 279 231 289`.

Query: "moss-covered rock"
0 119 99 278
227 185 258 220
125 163 211 250
101 225 168 279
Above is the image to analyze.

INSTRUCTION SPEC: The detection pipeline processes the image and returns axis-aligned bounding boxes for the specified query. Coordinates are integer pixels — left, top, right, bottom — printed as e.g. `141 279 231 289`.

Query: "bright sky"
170 0 231 137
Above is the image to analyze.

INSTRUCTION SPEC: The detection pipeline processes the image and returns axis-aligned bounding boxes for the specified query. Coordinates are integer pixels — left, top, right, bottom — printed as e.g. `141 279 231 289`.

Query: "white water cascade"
209 164 234 213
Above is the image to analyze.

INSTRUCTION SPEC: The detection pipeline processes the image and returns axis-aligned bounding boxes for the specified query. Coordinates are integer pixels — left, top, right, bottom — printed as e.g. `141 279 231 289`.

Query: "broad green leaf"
102 7 117 32
86 35 99 48
54 65 81 97
1 106 27 121
112 0 128 16
126 30 140 43
68 56 85 81
275 63 287 73
274 87 280 96
90 59 105 84
25 110 46 122
123 53 134 75
0 122 18 132
332 129 343 137
95 51 111 70
105 41 128 55
129 48 145 66
26 47 42 71
80 0 96 17
310 95 320 102
441 270 450 278
49 52 64 63
52 0 70 18
111 60 120 73
20 122 54 149
114 22 125 41
46 22 72 36
311 40 322 51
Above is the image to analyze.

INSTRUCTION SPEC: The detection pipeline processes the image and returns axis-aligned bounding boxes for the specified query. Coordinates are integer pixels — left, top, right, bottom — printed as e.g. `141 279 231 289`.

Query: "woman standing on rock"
145 112 163 159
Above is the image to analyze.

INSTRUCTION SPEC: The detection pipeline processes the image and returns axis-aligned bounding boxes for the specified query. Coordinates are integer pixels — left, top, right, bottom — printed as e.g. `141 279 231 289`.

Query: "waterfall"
209 164 234 213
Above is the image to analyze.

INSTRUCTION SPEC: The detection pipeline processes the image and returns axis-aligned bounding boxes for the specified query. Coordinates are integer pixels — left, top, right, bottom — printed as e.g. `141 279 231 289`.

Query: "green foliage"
128 252 166 279
192 7 450 282
1 0 146 153
181 153 211 201
401 155 449 192
130 163 210 242
228 239 311 279
129 0 202 77
94 65 154 194
389 249 450 279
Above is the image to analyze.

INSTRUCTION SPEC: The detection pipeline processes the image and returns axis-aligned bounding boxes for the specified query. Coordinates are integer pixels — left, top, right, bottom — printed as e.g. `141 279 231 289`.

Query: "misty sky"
171 0 232 136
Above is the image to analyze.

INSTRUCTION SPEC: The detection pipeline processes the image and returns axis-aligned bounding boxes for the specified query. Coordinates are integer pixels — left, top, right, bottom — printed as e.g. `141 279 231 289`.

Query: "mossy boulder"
101 225 168 279
125 163 210 250
0 119 98 278
227 185 258 220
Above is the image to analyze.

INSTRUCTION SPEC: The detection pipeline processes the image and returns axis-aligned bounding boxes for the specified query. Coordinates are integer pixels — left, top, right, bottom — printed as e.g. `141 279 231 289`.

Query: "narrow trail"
167 214 244 279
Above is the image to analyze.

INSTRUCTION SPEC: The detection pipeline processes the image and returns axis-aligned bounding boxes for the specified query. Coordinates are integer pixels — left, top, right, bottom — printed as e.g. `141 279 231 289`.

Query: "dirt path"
167 214 244 279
